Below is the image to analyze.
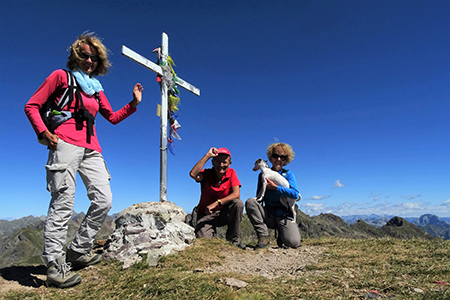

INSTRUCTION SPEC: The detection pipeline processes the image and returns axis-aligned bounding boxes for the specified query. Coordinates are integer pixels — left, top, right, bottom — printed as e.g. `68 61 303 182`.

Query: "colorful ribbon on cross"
153 47 182 154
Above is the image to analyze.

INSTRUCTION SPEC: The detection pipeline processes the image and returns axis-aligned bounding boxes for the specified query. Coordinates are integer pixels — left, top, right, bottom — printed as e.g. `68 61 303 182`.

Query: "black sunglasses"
79 51 99 62
272 153 287 160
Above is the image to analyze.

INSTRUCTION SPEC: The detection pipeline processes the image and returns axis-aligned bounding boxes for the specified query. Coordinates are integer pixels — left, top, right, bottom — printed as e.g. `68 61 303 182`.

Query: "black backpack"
39 70 97 144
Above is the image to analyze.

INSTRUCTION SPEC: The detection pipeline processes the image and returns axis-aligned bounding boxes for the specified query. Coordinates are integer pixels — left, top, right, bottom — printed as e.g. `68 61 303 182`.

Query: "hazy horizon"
2 209 450 222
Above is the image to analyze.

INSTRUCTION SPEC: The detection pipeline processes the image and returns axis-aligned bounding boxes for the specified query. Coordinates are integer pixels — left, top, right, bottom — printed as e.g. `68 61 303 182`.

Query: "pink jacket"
25 69 137 153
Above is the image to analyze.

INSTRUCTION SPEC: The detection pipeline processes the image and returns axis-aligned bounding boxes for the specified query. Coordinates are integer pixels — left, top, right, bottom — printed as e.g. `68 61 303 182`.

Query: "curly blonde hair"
66 32 111 76
266 143 295 164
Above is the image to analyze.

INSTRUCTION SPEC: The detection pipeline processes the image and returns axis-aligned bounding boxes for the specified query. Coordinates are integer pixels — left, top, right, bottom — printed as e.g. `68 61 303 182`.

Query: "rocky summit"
102 201 195 269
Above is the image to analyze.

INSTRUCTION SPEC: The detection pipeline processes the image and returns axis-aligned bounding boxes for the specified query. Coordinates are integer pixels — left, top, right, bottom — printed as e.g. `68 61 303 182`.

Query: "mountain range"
0 212 114 269
0 210 448 269
340 213 450 240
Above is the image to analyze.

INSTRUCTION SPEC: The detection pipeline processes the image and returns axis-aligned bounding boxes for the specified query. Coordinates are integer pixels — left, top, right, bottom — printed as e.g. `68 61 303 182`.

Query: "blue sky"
1 0 449 220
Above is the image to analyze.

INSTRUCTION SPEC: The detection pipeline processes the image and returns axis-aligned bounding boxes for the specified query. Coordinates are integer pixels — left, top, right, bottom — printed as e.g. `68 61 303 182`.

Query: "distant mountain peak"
418 214 445 226
386 216 404 227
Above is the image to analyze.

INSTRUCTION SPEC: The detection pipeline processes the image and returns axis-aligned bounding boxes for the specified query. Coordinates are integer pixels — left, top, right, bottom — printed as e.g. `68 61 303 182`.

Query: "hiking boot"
47 257 81 288
232 241 246 250
277 235 284 248
255 235 270 249
66 248 102 270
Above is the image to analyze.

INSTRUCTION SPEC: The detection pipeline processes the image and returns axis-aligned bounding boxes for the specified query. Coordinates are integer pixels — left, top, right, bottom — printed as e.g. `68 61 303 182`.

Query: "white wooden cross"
122 32 200 202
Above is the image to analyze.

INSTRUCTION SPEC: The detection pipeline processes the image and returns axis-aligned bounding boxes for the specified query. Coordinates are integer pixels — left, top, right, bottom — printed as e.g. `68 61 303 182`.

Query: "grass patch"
1 237 449 299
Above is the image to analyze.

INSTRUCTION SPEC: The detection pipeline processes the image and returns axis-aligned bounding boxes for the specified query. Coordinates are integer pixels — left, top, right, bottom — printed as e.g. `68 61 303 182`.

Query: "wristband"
217 199 222 207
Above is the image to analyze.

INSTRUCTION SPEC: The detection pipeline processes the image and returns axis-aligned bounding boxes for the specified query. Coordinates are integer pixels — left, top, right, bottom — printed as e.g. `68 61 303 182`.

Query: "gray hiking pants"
245 197 301 248
42 139 112 265
195 198 244 243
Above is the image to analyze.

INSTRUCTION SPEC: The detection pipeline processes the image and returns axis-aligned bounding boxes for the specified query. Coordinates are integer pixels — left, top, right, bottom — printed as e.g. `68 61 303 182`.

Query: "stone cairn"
102 201 195 269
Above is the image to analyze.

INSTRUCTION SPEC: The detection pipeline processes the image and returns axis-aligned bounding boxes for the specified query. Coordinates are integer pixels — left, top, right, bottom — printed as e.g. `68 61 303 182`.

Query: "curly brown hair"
266 143 295 164
66 32 111 76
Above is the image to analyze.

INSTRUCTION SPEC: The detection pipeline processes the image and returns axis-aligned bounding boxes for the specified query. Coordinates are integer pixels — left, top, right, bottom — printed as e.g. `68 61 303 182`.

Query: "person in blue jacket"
245 142 301 249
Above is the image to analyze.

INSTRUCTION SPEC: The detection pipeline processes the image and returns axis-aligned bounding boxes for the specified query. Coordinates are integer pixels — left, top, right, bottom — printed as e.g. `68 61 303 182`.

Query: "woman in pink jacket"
24 32 143 288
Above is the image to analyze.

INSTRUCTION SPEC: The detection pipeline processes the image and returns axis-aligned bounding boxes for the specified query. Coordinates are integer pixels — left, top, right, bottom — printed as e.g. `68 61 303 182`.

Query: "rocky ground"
0 244 324 294
203 244 324 279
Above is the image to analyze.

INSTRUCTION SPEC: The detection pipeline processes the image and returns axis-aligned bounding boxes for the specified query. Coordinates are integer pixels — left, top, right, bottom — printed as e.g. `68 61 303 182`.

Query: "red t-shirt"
197 168 241 216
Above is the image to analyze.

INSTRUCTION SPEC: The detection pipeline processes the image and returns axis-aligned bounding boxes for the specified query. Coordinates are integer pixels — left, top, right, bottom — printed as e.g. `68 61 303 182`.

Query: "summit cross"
122 32 200 202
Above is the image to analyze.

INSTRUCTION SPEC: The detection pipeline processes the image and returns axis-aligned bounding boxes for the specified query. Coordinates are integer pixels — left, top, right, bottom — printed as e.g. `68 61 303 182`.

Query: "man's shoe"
277 235 284 248
66 248 102 270
255 235 270 249
47 257 81 288
232 241 246 250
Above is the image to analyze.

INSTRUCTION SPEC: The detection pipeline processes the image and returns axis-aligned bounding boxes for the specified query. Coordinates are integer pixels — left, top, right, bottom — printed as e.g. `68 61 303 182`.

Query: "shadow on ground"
0 265 46 288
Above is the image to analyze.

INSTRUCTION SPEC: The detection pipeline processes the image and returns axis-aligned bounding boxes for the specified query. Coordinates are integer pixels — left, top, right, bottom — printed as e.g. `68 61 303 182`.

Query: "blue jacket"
256 168 300 218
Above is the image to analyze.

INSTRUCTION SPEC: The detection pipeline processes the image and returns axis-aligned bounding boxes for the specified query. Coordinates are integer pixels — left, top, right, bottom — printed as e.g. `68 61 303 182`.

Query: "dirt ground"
0 265 47 294
203 244 324 279
0 245 324 294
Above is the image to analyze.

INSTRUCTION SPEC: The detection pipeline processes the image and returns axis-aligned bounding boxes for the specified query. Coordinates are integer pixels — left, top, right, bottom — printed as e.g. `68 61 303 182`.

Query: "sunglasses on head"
272 153 287 160
79 51 99 62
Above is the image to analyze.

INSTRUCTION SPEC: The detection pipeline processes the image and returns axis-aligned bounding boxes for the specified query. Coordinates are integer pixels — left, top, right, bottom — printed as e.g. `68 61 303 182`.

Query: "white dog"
252 158 300 218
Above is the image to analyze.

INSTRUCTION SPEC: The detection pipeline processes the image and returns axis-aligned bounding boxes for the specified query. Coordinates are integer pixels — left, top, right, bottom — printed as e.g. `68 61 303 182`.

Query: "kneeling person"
190 147 245 249
245 143 301 249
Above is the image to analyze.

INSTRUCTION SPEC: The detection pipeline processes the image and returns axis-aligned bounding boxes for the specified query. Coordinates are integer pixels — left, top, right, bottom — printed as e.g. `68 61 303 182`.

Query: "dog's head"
252 158 269 171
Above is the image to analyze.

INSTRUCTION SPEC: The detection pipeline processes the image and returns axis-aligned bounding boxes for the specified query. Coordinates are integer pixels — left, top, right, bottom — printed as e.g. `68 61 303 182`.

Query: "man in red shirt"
190 147 245 249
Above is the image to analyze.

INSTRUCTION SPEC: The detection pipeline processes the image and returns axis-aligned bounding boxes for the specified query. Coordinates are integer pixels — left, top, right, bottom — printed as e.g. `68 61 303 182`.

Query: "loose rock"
222 277 248 288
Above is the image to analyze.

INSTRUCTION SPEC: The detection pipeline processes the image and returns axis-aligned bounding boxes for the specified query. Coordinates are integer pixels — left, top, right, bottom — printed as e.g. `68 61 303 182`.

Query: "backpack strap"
72 78 96 143
39 70 98 145
56 70 78 111
57 70 97 143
